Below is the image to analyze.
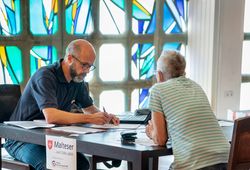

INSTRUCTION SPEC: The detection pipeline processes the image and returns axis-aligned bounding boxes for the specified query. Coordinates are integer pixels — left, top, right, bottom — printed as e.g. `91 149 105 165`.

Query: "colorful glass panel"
131 88 150 111
0 0 21 36
132 0 156 35
65 0 93 35
0 46 23 84
29 0 58 35
131 43 155 80
30 46 58 75
163 42 185 54
99 0 125 34
163 0 187 33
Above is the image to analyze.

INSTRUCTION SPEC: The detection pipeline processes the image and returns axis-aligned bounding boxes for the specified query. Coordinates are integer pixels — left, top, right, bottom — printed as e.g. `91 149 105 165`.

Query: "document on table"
52 126 106 134
89 124 140 129
218 120 234 127
4 121 55 129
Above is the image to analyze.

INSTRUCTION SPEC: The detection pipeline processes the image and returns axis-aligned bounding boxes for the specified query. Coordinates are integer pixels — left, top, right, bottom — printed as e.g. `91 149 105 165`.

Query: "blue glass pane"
0 0 21 36
131 88 150 111
139 88 149 108
132 0 156 35
163 42 186 55
163 0 187 34
30 46 58 75
131 43 155 80
163 42 181 50
99 0 125 34
0 46 23 84
65 0 93 35
30 0 58 35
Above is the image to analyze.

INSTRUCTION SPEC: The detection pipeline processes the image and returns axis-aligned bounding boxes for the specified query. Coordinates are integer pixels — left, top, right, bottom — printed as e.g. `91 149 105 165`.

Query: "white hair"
157 50 186 79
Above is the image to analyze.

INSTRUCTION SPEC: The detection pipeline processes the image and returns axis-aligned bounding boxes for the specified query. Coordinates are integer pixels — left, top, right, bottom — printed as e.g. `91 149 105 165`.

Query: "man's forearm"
82 105 100 114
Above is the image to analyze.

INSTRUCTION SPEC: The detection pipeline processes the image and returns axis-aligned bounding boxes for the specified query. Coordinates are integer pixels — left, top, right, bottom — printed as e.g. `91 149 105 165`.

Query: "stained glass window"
163 42 185 54
99 44 125 81
132 0 156 35
99 0 125 35
99 90 125 113
0 0 21 36
131 88 150 111
30 46 58 75
29 0 58 35
163 0 187 34
0 46 23 84
131 43 155 80
65 0 93 35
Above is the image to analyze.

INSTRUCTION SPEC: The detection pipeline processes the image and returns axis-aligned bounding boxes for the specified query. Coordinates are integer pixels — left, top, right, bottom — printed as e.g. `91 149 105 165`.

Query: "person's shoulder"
151 82 166 92
32 64 57 80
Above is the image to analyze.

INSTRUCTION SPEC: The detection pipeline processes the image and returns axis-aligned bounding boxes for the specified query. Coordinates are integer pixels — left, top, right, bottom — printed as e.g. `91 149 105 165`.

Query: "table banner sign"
46 135 76 170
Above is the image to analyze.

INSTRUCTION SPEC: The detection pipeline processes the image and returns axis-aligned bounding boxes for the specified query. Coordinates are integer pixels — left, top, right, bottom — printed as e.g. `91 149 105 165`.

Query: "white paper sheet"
4 121 55 129
52 126 106 134
89 124 140 129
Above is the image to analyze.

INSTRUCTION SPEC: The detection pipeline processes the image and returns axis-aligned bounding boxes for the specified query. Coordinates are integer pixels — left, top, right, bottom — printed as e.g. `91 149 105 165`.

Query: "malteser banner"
46 135 76 170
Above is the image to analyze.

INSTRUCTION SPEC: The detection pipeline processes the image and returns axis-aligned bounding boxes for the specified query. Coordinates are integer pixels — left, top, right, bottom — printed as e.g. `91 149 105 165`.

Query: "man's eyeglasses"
71 55 96 71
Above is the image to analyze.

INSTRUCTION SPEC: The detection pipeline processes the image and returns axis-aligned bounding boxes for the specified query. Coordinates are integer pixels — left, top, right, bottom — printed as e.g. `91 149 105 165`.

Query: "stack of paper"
4 121 55 129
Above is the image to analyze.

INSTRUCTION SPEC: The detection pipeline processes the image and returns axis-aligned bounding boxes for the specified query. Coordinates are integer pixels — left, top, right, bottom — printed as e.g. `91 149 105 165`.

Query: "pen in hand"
102 106 113 124
103 106 106 113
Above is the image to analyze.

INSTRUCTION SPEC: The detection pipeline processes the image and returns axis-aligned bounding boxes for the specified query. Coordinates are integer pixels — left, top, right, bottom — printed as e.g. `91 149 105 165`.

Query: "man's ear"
156 71 165 82
67 55 73 63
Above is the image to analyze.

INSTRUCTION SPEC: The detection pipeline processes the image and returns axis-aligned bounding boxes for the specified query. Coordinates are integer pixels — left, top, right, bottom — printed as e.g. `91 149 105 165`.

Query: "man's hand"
146 120 154 139
89 112 112 125
108 114 120 125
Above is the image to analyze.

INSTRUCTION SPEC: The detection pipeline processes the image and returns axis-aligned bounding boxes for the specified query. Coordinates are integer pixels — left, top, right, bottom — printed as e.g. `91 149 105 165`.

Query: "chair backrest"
228 116 250 170
0 84 21 123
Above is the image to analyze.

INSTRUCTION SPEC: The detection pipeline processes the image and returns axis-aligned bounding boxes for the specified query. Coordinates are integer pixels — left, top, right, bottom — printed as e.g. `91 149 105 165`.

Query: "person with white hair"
146 50 229 170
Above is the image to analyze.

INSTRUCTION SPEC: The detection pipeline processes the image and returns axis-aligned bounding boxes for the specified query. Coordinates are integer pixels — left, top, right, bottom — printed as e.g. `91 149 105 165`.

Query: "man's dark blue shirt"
10 59 93 121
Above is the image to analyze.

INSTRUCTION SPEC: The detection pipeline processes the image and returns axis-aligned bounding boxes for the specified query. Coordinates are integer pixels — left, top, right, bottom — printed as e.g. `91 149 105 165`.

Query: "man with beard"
4 39 119 170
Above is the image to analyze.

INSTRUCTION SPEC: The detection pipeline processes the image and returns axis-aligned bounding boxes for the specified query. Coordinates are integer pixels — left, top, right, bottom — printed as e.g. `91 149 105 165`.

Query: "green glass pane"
65 0 93 35
0 46 23 84
131 43 155 80
30 46 58 75
29 0 58 35
99 0 125 35
0 0 21 36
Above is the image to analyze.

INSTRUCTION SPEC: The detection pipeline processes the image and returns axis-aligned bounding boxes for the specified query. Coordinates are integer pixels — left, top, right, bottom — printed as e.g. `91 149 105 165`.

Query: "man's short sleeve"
76 83 93 108
149 84 163 113
31 76 58 110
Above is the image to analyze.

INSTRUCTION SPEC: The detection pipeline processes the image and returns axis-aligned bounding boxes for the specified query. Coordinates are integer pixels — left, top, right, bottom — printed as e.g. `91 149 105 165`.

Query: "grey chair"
228 116 250 170
0 84 30 170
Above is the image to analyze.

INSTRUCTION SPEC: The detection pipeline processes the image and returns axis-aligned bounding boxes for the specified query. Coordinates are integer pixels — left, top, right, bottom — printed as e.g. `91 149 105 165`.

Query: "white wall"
188 0 245 119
